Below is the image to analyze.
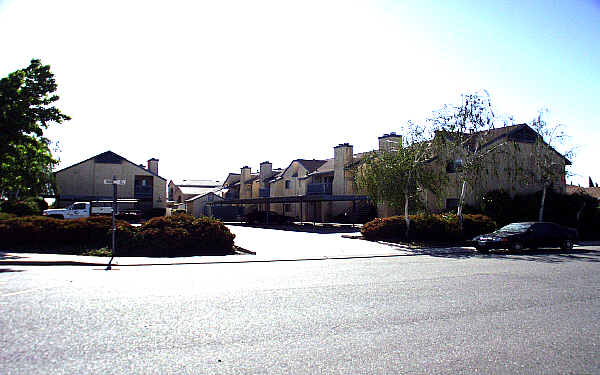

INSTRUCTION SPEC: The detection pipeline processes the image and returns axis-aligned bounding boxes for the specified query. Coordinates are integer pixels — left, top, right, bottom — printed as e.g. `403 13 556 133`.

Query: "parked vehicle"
43 202 113 219
244 211 294 225
473 222 578 252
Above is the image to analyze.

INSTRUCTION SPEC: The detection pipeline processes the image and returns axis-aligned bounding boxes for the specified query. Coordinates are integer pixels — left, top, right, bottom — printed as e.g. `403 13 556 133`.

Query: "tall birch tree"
355 121 446 237
430 90 504 229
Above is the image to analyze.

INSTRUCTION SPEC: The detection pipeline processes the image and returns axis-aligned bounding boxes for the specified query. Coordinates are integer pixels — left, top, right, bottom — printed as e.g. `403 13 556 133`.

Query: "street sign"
104 179 126 185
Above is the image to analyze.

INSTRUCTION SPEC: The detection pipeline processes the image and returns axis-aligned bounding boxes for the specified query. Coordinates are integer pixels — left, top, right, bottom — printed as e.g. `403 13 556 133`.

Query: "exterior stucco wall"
56 158 166 209
421 141 568 213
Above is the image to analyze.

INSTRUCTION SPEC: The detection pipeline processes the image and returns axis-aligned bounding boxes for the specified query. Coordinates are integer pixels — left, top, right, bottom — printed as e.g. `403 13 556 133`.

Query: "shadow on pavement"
0 268 24 273
0 252 26 260
387 245 600 263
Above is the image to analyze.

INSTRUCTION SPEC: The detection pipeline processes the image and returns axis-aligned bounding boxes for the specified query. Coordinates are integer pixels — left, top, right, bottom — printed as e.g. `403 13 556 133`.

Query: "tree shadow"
0 268 24 273
0 252 26 260
389 245 600 263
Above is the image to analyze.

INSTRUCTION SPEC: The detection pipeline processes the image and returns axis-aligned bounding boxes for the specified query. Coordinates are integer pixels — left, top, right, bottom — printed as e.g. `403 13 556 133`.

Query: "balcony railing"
307 183 332 195
134 185 153 198
259 188 271 198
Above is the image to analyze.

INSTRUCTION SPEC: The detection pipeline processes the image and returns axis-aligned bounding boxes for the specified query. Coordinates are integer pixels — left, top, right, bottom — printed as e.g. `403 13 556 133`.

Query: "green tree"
355 121 446 237
0 59 70 199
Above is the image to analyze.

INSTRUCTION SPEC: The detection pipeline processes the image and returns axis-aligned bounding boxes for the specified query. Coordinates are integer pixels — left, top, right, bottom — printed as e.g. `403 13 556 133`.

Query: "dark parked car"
473 222 578 252
244 211 295 225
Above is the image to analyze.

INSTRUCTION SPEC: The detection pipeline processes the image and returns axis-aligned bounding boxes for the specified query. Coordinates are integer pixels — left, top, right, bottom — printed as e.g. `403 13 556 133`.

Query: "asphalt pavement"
1 247 599 374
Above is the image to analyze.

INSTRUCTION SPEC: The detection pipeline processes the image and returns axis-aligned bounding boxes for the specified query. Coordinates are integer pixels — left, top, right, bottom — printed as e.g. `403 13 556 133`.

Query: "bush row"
481 190 600 239
0 197 48 216
361 213 496 242
0 213 235 256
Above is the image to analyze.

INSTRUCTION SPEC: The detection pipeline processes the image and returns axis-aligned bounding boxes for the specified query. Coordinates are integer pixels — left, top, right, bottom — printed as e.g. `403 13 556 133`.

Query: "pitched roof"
435 124 571 165
567 185 600 199
297 159 327 173
185 191 224 202
54 150 167 181
171 179 221 187
179 186 221 196
222 173 241 187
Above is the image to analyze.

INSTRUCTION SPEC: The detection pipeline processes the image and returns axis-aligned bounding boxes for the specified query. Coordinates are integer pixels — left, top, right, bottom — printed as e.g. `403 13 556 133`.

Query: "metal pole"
106 177 117 270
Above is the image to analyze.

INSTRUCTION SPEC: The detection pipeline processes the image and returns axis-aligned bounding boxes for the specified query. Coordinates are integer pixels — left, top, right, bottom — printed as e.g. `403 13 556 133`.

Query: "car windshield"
497 223 532 233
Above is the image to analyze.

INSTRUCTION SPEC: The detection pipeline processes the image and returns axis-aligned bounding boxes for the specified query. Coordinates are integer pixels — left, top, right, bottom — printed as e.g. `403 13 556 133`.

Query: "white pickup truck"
43 202 113 219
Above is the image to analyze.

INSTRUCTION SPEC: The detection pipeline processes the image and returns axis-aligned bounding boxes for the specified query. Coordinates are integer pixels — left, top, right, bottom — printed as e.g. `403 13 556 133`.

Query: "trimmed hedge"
0 197 48 217
0 213 236 256
119 213 235 257
361 213 496 242
0 215 131 250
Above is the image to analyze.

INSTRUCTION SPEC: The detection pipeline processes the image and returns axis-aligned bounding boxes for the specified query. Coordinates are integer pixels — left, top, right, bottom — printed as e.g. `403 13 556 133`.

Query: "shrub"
0 215 131 251
361 216 406 240
0 213 236 256
122 213 235 256
0 197 47 216
0 212 16 220
361 213 496 242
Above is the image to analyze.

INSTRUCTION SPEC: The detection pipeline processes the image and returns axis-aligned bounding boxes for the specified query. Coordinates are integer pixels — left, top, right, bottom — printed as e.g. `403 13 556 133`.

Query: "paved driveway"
227 224 421 260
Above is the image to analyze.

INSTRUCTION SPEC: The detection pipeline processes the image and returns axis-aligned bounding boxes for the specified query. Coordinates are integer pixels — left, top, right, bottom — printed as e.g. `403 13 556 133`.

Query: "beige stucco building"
215 124 569 222
54 151 167 214
167 179 221 206
422 124 570 212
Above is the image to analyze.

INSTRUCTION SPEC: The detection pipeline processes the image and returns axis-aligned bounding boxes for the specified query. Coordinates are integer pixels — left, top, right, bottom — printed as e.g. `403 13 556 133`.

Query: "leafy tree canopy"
0 59 70 199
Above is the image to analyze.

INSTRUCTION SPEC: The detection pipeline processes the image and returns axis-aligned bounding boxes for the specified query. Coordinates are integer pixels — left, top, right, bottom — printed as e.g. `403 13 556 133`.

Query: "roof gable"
54 150 167 181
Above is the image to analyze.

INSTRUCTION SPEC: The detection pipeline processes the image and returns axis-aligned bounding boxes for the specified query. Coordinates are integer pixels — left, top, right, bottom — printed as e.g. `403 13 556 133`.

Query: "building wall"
421 140 568 212
186 193 224 218
56 159 166 209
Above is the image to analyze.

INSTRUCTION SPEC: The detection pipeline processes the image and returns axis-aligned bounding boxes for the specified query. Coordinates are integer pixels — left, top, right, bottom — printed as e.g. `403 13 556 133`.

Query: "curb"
0 249 478 267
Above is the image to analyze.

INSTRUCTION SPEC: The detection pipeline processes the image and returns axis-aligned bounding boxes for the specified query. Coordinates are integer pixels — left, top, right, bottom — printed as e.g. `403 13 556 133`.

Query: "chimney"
378 132 402 152
333 143 353 195
259 161 273 189
147 158 159 175
240 166 251 199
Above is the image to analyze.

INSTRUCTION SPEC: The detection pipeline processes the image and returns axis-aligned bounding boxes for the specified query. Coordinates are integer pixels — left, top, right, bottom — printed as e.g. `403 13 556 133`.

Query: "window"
285 180 291 189
446 198 459 209
284 204 291 212
446 159 464 173
73 203 87 210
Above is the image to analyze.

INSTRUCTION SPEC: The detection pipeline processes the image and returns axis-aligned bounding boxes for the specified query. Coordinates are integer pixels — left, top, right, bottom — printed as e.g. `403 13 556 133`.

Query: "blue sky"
1 0 598 186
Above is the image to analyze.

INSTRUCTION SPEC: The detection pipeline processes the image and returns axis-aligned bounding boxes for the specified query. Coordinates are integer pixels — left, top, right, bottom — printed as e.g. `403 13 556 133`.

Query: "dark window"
285 180 291 189
446 198 459 209
446 159 464 173
284 204 291 212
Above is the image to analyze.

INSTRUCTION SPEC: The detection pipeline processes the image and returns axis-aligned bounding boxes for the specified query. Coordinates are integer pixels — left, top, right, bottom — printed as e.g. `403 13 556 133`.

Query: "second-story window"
446 159 464 173
285 180 291 189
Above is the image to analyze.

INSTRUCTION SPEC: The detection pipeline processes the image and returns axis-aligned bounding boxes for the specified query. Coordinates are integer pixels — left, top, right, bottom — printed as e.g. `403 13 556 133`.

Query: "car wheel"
561 240 573 251
511 242 524 251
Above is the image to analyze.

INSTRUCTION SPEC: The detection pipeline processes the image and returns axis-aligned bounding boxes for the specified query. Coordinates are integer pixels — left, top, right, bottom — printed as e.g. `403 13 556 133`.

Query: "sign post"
104 177 126 270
